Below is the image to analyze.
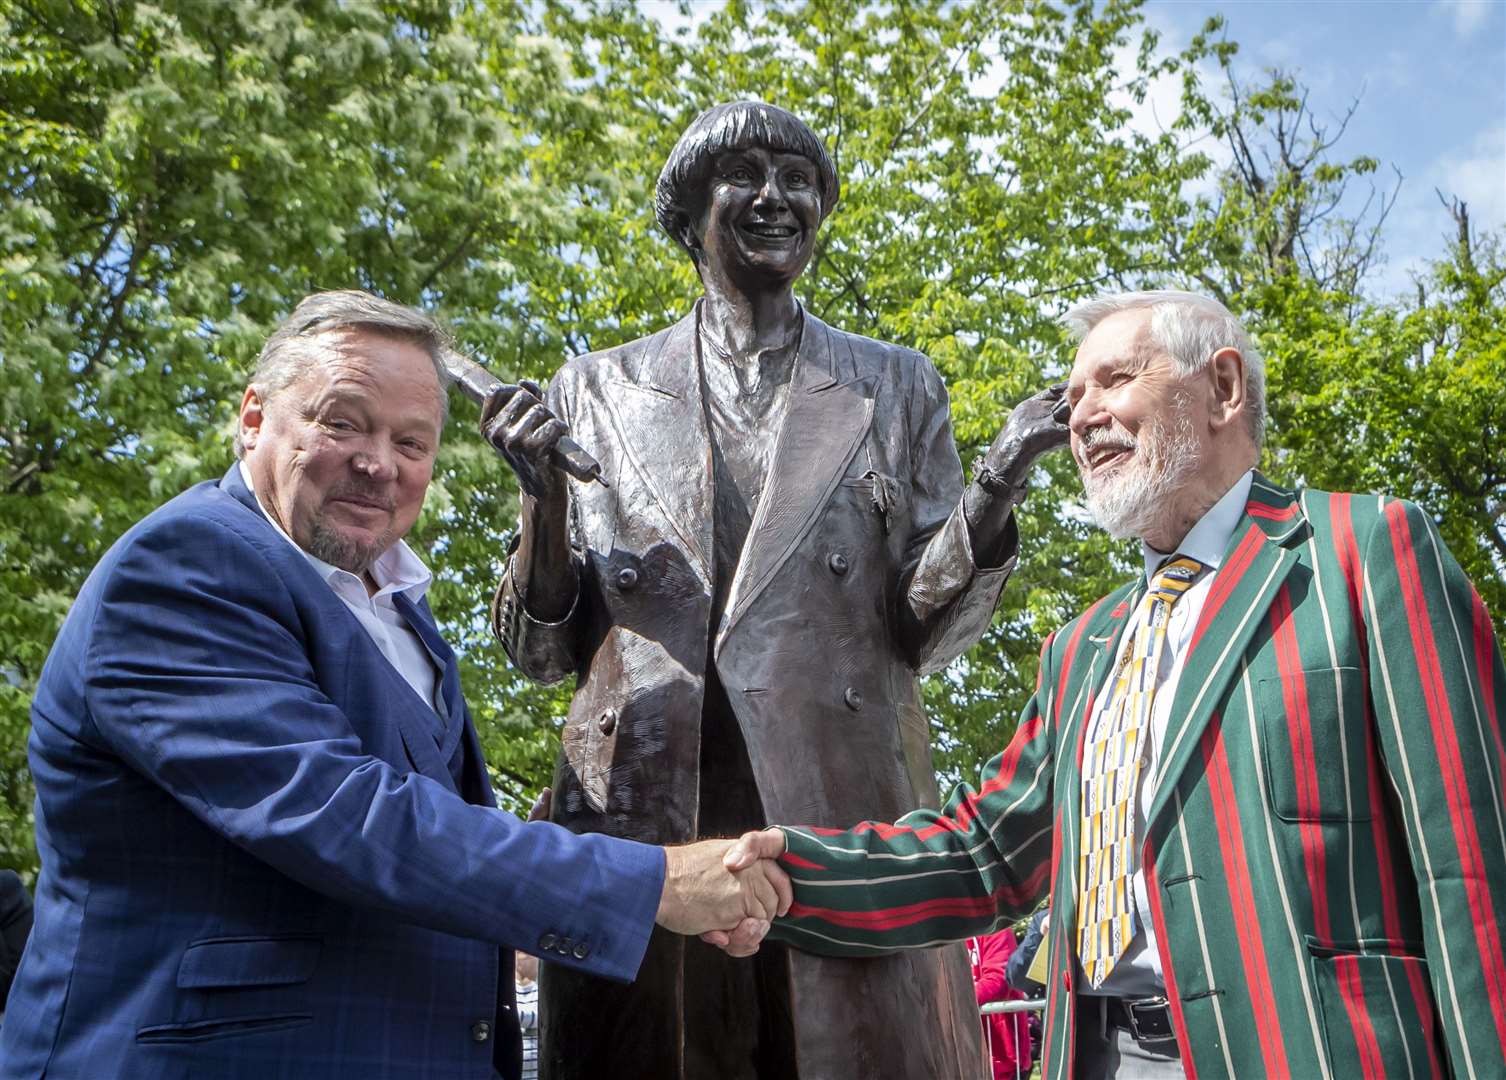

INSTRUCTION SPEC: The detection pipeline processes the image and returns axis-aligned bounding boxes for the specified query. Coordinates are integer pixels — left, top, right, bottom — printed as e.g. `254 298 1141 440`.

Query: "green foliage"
1 0 1499 871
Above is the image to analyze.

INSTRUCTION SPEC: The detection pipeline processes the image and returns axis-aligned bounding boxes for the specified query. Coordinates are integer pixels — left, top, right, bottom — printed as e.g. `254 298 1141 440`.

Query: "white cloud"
1370 122 1505 298
1440 0 1493 36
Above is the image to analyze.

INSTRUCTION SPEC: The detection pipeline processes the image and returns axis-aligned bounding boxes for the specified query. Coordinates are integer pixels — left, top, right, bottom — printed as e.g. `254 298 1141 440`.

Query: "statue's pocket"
836 470 903 534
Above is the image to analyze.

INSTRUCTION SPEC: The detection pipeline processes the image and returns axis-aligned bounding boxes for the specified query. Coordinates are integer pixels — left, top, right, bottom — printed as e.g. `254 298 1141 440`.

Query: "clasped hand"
656 829 791 958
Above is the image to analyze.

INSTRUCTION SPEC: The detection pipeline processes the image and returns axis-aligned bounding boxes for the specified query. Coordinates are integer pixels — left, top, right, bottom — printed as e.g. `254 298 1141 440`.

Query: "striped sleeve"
769 634 1059 957
1362 496 1506 1076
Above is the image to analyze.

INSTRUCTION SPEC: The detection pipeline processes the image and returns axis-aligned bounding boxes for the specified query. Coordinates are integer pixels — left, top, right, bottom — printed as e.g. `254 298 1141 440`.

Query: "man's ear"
1207 347 1246 433
238 386 265 452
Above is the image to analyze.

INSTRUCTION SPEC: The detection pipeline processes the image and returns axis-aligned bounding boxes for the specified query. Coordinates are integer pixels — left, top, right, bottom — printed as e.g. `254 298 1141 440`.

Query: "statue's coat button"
616 566 639 590
844 688 863 711
598 708 618 735
472 1021 492 1042
828 552 850 575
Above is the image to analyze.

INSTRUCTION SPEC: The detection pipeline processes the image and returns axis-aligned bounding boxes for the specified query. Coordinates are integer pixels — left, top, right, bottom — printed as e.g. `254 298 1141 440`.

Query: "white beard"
1078 401 1202 542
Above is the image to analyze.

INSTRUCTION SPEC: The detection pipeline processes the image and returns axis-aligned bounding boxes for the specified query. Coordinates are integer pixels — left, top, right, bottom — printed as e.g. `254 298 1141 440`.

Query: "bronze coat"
495 309 1013 1079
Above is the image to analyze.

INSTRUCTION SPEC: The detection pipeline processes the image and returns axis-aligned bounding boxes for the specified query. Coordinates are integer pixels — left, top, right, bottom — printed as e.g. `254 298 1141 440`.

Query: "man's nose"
1068 389 1103 437
352 441 397 479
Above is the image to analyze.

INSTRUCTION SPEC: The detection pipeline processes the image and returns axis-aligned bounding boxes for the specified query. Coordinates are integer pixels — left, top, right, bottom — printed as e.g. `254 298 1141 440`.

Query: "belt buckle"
1124 995 1175 1046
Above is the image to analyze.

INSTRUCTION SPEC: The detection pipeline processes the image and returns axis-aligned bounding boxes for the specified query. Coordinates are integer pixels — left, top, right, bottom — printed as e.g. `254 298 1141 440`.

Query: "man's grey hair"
1061 289 1267 447
655 100 839 263
235 290 455 457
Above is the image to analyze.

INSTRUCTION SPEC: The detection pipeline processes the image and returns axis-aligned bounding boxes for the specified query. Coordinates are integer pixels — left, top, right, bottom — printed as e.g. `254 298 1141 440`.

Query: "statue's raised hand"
978 381 1071 494
480 379 569 502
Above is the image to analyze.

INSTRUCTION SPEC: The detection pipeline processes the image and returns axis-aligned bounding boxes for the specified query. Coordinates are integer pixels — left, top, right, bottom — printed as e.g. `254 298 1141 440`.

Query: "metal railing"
976 998 1046 1079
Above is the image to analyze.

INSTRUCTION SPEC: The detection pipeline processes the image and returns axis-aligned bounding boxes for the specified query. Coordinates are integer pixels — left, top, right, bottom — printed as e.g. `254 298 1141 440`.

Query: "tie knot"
1150 555 1206 604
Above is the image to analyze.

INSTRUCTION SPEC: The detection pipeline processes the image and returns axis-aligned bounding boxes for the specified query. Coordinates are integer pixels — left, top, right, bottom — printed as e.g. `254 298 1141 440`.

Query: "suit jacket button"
573 941 590 960
616 566 639 590
598 708 618 735
844 687 863 711
538 933 557 951
555 937 573 956
828 552 850 576
472 1021 492 1042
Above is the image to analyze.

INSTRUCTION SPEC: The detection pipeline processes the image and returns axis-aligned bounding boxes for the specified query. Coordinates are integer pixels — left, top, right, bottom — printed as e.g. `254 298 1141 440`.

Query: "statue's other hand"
981 381 1071 489
480 378 569 501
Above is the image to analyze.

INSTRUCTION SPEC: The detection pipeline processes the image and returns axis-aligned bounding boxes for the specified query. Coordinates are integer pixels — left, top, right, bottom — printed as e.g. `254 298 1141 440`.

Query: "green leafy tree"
3 0 1497 877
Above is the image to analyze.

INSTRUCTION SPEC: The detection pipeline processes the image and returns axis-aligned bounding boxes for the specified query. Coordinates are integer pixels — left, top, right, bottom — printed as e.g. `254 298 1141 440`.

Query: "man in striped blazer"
714 290 1506 1078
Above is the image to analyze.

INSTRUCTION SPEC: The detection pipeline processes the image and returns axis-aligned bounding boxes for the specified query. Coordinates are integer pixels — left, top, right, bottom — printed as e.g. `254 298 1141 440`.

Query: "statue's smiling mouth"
741 221 799 240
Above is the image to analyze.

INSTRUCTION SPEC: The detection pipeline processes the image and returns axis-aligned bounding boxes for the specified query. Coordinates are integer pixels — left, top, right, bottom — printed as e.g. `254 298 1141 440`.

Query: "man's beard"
1078 398 1202 542
305 484 397 576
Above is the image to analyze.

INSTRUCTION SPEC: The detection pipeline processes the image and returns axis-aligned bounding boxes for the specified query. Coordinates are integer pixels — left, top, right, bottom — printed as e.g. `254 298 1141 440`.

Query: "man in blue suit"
1 290 788 1079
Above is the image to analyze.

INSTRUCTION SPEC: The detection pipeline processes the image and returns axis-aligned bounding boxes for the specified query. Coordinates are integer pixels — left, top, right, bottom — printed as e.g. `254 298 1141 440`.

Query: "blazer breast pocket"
1257 666 1373 823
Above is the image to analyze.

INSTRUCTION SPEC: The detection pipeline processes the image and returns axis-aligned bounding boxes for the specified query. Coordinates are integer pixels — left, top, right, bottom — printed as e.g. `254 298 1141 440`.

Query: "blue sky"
1132 0 1505 297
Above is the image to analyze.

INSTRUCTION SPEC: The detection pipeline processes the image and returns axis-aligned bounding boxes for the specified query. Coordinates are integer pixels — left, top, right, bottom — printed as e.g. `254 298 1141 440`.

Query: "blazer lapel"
716 315 875 650
1144 473 1309 835
1049 586 1139 942
393 593 466 769
599 310 715 585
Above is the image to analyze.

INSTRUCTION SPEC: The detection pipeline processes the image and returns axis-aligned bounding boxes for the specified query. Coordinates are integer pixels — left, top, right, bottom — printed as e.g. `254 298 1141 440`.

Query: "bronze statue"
483 101 1068 1080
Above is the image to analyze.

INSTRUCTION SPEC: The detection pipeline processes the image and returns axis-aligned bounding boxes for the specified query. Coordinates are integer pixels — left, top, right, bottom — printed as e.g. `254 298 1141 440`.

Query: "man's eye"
786 171 810 187
725 167 753 183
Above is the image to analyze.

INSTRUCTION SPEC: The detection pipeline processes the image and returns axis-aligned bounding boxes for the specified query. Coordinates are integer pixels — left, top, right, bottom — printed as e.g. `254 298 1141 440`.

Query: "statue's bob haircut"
655 101 840 260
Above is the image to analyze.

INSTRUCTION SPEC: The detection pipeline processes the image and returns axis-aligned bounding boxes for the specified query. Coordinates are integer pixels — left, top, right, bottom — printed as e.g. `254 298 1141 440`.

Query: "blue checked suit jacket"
0 465 663 1080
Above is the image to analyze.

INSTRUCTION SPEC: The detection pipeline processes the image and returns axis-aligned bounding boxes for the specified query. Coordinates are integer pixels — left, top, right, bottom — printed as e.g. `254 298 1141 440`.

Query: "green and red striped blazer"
773 475 1506 1079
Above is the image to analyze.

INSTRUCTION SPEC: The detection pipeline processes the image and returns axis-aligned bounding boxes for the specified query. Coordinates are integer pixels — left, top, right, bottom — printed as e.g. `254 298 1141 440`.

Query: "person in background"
0 870 33 1019
1006 909 1049 997
969 928 1032 1080
515 952 540 1080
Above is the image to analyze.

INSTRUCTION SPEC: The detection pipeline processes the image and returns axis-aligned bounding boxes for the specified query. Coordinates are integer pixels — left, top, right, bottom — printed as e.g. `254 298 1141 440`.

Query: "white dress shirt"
238 463 444 716
1084 469 1255 998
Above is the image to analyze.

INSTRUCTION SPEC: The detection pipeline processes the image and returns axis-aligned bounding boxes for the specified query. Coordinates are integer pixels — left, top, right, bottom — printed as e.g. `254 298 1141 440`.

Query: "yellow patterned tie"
1077 555 1206 988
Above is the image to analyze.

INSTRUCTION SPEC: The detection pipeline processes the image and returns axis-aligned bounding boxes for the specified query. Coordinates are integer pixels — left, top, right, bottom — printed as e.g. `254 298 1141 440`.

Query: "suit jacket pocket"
176 934 322 989
1257 666 1373 823
1307 939 1443 1078
137 1013 314 1044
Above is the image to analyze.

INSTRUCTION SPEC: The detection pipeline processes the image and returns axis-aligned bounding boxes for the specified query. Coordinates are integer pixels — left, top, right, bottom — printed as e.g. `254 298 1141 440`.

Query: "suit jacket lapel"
1050 585 1139 940
716 315 875 650
599 310 715 585
1144 473 1309 836
393 593 466 767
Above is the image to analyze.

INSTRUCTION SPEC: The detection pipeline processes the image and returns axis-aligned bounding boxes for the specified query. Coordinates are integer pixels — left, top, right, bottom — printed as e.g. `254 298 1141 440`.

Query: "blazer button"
827 552 850 576
598 708 618 735
844 687 863 711
472 1021 492 1042
616 566 639 591
573 941 591 960
555 937 573 956
538 933 557 951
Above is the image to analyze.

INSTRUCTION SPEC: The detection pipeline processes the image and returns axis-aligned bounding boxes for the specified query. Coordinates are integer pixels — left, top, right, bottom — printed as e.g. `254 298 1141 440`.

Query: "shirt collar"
237 461 432 602
1142 469 1255 582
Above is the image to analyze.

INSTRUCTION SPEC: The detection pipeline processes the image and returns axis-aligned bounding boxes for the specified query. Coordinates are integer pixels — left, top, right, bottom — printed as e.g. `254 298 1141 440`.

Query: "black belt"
1101 995 1178 1051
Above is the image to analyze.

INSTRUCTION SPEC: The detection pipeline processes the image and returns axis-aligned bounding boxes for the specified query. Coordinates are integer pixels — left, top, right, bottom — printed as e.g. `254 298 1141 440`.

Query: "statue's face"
692 146 822 287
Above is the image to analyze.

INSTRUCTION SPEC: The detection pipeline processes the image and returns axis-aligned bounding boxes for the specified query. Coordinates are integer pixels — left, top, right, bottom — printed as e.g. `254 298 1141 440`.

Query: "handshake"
653 828 790 957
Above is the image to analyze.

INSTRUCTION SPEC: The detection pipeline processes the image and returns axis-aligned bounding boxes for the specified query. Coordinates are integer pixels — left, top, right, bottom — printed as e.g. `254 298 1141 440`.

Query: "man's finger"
724 918 770 957
740 865 778 921
723 827 785 872
527 787 552 823
699 929 731 949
